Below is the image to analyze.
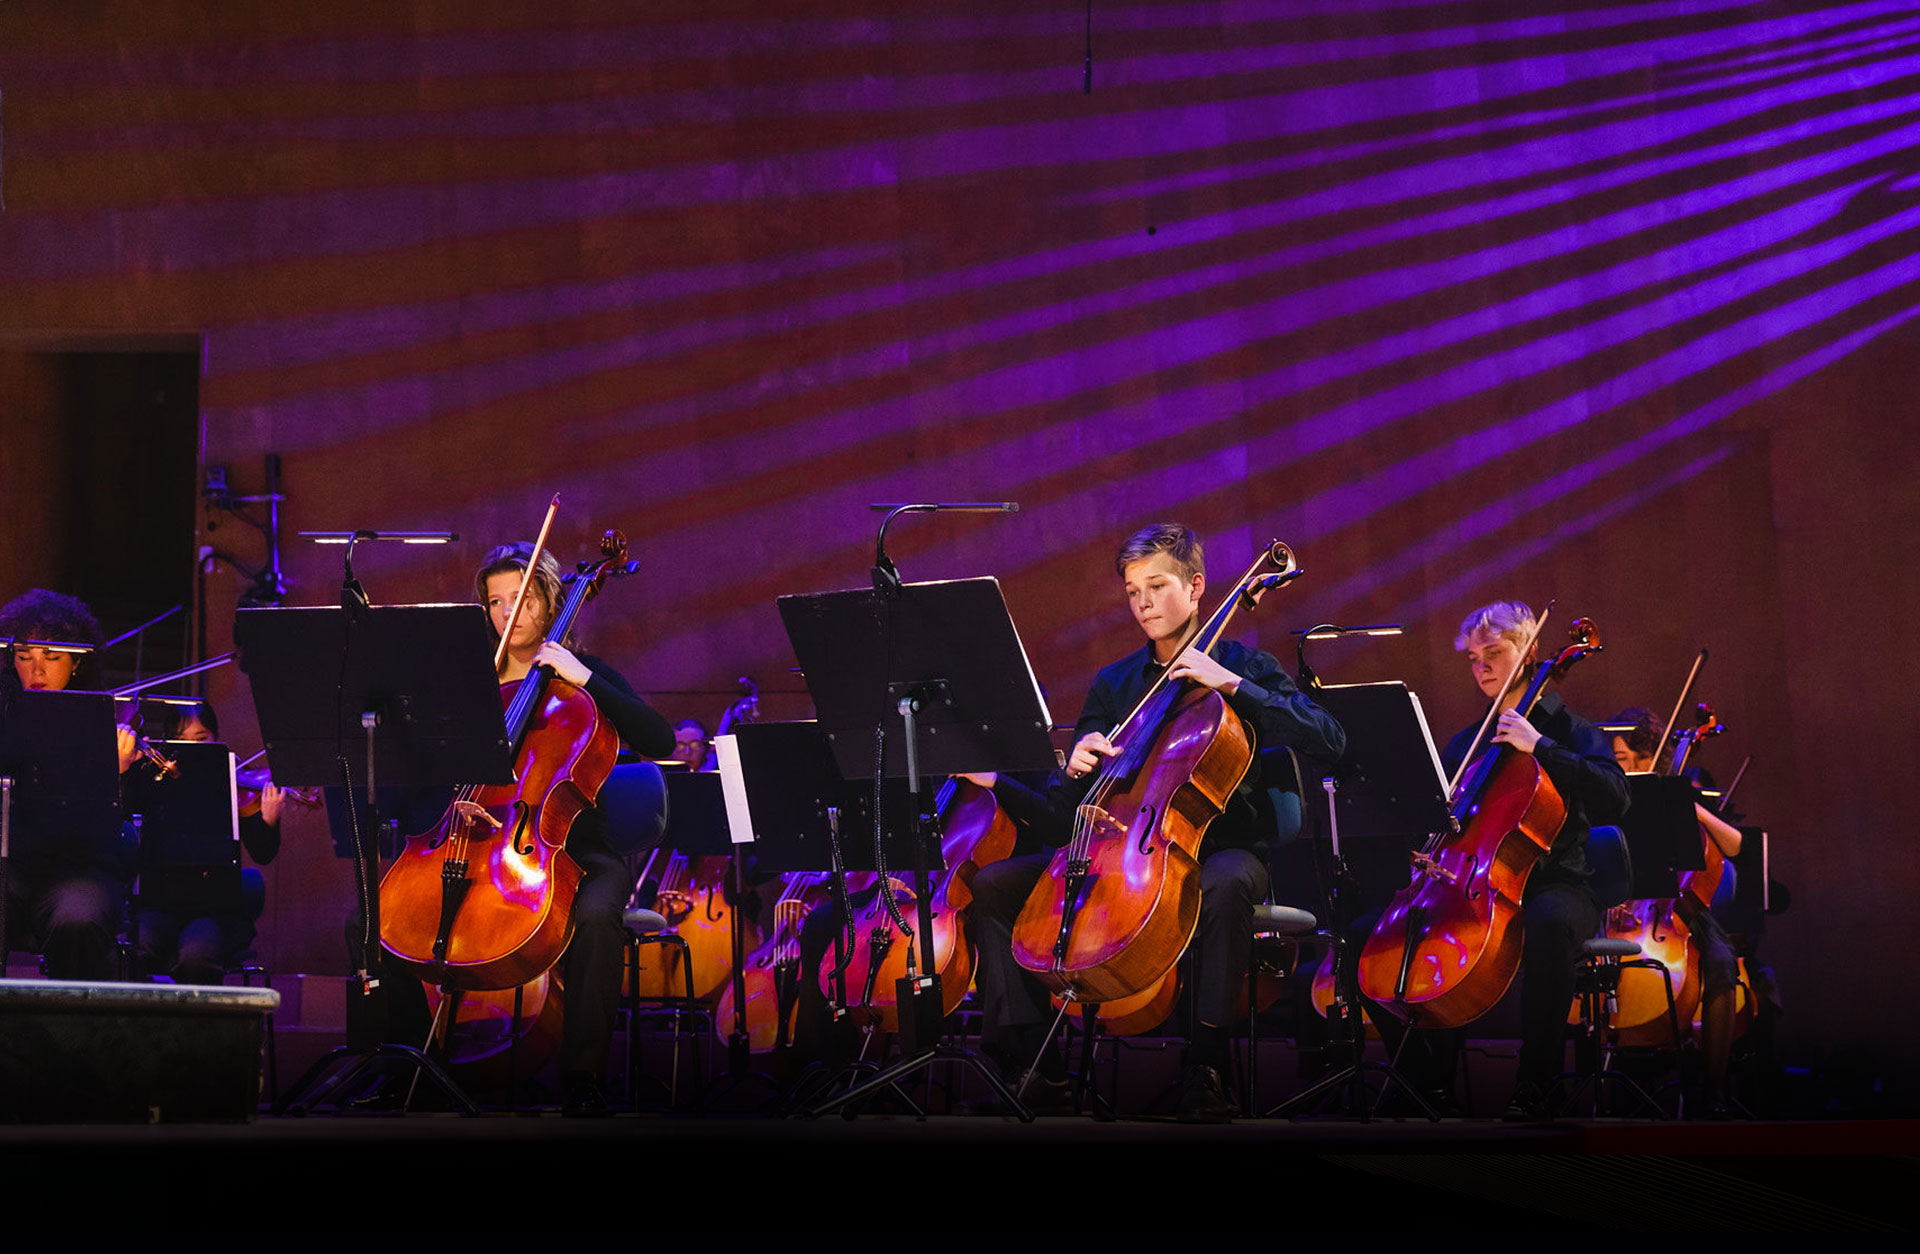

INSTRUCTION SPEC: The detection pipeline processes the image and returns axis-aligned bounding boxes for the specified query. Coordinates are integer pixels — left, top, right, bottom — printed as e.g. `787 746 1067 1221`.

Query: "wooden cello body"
1358 618 1602 1028
826 777 1019 1031
1011 541 1300 1007
1593 700 1725 1046
1358 753 1566 1027
379 528 633 992
717 872 834 1053
628 852 748 1002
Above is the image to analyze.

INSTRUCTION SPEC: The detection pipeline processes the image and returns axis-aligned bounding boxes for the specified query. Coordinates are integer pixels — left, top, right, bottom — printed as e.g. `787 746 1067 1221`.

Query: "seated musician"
356 543 675 1113
1609 707 1743 1118
135 700 283 985
671 718 711 771
1443 600 1629 1120
0 589 139 979
962 523 1345 1121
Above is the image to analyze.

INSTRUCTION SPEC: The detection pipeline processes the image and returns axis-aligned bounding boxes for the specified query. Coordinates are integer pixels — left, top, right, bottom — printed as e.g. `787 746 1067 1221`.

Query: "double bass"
1358 615 1604 1027
379 528 636 990
1011 541 1301 1006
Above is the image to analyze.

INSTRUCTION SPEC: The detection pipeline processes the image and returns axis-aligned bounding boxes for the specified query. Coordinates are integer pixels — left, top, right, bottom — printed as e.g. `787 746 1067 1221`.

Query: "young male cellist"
962 523 1345 1121
1445 600 1630 1120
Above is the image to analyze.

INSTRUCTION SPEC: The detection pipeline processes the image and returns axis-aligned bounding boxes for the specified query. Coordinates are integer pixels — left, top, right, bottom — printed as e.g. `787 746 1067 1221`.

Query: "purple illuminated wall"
3 2 1917 1089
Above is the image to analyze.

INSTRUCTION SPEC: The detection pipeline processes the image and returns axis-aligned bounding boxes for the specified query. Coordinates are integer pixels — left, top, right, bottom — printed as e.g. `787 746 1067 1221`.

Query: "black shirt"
1439 691 1630 887
992 638 1347 857
558 652 675 858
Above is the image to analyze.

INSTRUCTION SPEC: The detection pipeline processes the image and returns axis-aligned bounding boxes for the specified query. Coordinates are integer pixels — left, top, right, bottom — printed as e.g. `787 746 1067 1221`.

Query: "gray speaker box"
0 979 278 1122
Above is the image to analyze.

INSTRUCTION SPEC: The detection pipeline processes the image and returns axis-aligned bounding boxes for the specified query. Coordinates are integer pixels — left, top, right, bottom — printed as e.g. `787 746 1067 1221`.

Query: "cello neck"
1105 541 1298 754
501 567 597 753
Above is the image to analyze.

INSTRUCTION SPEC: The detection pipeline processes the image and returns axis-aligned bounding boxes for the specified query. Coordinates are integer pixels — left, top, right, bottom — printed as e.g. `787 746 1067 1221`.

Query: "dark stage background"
2 3 1915 1101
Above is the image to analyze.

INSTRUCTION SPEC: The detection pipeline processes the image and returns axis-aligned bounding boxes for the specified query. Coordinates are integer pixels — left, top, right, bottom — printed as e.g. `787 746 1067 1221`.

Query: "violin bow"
493 494 561 672
1650 647 1708 772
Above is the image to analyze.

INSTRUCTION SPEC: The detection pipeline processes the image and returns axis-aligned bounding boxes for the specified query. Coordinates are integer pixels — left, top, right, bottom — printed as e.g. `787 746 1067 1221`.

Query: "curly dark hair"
0 588 104 693
1608 706 1666 759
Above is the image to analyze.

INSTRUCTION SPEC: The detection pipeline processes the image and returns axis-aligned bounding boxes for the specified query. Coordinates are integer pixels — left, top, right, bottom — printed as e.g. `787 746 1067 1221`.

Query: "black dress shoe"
562 1071 610 1118
1176 1064 1235 1124
1502 1082 1550 1123
1015 1073 1078 1115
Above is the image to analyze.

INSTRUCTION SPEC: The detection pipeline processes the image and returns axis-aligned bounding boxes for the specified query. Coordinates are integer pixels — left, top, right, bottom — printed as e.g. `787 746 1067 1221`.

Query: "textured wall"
3 1 1916 1088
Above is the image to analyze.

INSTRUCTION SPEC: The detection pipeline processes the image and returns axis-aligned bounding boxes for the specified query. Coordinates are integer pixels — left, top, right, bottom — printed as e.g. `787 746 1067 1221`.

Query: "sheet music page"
714 734 755 845
1405 690 1451 795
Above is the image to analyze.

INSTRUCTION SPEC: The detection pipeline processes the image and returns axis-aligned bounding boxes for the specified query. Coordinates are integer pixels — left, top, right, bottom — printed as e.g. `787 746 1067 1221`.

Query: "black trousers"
5 868 120 980
348 846 630 1078
970 846 1269 1042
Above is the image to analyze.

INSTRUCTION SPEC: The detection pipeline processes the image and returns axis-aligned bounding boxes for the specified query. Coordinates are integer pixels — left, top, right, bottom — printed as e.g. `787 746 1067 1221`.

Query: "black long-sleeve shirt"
1439 691 1630 887
991 639 1347 857
552 652 674 857
334 651 674 858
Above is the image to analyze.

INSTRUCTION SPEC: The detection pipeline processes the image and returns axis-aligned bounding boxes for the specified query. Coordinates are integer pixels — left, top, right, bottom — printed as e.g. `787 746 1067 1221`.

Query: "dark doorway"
0 344 201 689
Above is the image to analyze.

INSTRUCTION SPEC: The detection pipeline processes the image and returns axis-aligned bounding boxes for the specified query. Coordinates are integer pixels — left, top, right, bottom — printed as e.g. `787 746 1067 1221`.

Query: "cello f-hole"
1137 804 1159 856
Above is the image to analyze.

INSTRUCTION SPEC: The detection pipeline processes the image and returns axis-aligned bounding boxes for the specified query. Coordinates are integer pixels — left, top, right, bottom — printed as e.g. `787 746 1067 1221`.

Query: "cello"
1011 540 1301 1006
379 528 637 990
1600 697 1733 1047
629 676 764 1001
822 776 1019 1032
1358 615 1604 1027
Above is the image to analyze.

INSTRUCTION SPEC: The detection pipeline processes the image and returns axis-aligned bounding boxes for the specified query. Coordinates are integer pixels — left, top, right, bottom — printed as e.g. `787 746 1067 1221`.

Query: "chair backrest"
1586 824 1634 911
599 760 670 856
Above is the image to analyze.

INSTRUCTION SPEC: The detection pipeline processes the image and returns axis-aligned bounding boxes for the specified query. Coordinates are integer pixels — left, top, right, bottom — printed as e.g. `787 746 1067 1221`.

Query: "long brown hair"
474 542 575 649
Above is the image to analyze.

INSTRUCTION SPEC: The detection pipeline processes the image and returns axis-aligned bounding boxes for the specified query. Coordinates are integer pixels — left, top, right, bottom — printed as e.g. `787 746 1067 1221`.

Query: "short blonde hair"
1453 599 1536 652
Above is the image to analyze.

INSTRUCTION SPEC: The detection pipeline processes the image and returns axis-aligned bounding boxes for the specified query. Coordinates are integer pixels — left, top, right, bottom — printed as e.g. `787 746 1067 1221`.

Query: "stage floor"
1 1112 1911 1232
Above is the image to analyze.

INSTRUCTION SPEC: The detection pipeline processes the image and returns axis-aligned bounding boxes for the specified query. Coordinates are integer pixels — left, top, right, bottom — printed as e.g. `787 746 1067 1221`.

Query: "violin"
378 527 638 990
1011 541 1302 1007
1358 616 1604 1026
234 767 322 819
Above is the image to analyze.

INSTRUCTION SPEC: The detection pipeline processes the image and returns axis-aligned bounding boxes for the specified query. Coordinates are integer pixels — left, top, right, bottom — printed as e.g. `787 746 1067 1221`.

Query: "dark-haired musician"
1 589 138 979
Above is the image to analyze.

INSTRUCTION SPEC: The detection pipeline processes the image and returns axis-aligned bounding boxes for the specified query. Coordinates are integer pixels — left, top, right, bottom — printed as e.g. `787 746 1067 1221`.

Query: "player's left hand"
1169 647 1240 695
1491 708 1541 755
533 641 592 686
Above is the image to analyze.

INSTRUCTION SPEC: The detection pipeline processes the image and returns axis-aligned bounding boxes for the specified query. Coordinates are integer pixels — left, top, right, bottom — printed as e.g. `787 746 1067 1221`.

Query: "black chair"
601 761 711 1107
1552 825 1679 1118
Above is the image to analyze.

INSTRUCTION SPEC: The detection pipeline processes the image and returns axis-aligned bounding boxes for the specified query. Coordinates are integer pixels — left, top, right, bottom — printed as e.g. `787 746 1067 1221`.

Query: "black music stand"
1268 681 1453 1122
0 690 124 965
236 603 513 1115
124 742 244 923
704 721 887 1108
1619 775 1700 898
778 577 1054 1120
